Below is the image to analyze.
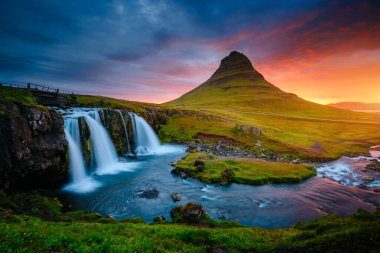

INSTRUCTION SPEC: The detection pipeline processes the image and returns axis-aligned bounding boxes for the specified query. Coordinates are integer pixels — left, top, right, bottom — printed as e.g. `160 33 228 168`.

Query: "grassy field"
173 152 316 185
0 191 379 253
159 108 380 160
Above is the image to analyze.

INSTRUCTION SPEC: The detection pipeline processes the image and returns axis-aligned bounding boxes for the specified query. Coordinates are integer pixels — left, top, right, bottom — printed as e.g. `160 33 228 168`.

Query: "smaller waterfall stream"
64 129 86 182
130 113 161 154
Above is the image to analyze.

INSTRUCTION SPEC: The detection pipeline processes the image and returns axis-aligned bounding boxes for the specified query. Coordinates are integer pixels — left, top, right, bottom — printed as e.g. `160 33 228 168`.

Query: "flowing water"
58 108 380 228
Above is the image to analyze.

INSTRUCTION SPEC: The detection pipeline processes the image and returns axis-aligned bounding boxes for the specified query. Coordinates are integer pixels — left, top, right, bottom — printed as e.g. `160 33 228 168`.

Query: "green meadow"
173 152 316 185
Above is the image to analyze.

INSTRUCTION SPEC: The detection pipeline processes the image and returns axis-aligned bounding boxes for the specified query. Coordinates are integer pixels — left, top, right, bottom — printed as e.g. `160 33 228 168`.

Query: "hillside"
328 102 380 111
161 52 380 159
167 51 378 121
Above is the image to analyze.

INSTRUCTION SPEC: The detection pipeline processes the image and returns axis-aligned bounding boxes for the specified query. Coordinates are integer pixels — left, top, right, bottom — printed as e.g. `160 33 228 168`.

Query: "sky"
0 0 379 104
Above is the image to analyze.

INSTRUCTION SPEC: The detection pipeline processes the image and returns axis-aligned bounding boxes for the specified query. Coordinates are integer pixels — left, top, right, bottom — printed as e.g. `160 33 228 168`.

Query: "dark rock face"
78 117 92 169
97 108 174 156
0 104 68 191
140 107 174 133
99 109 133 156
170 202 208 223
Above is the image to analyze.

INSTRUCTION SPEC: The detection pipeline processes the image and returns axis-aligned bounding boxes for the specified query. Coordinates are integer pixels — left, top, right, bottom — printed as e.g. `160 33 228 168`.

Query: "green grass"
173 152 316 185
0 86 37 106
63 94 161 114
1 208 379 252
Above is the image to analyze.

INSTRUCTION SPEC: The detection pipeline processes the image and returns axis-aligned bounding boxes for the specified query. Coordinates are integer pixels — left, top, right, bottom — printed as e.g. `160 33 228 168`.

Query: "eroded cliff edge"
0 102 68 191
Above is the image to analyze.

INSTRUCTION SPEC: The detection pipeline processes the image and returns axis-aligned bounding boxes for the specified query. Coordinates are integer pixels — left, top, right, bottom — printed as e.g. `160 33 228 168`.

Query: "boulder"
171 192 182 202
153 216 167 223
194 160 205 171
170 202 208 223
220 167 234 185
171 167 188 179
137 188 159 199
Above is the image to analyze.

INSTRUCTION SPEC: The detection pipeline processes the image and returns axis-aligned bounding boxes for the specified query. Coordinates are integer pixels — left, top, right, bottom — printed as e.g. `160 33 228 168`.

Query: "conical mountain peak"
209 51 263 82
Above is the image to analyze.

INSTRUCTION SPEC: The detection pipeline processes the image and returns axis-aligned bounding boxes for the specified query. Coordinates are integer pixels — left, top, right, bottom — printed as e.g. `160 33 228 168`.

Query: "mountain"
166 51 359 119
328 102 380 111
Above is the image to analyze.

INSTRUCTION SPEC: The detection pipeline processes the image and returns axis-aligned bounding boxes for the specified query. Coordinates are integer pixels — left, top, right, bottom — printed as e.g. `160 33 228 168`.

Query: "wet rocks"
171 167 188 179
365 160 380 171
194 160 205 171
171 192 182 202
187 141 256 158
137 188 159 199
170 202 208 223
153 216 167 223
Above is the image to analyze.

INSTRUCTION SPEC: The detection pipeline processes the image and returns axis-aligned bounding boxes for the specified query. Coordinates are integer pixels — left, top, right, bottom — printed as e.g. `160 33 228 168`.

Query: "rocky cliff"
0 103 68 191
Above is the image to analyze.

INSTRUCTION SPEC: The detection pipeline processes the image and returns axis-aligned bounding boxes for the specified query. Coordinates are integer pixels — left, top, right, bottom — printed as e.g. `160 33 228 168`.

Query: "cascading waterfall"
130 113 161 154
83 112 119 172
63 112 101 193
60 107 182 193
117 110 132 154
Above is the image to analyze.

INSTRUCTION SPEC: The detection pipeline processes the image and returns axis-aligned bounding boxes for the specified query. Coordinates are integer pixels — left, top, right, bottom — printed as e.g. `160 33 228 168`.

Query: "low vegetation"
173 152 316 185
0 191 379 252
0 86 41 115
62 93 160 114
0 86 37 106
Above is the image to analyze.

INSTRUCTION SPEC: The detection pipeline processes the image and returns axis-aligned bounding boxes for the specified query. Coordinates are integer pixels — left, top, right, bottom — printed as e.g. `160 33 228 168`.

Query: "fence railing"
0 82 74 95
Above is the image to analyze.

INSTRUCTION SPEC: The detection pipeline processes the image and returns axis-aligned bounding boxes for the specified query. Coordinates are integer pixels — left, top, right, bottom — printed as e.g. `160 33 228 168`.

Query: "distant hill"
166 51 367 119
328 102 380 110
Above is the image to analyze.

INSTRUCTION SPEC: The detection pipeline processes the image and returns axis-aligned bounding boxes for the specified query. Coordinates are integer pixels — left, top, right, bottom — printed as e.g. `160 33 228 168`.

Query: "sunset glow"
0 0 379 104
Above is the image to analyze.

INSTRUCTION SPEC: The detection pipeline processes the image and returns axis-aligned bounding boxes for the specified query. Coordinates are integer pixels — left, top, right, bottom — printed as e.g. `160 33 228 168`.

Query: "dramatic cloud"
1 0 379 103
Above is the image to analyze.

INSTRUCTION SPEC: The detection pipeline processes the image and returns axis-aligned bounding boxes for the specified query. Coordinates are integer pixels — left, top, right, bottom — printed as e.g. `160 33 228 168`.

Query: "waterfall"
117 110 132 154
130 113 161 154
64 128 86 182
59 107 183 193
63 113 101 193
83 111 119 173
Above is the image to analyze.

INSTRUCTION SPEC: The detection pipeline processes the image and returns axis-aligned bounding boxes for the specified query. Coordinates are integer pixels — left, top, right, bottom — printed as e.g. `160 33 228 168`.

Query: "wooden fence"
0 82 74 95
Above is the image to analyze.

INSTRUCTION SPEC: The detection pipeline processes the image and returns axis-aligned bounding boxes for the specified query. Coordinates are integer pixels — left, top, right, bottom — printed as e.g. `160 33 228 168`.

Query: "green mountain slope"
167 51 376 120
161 52 380 159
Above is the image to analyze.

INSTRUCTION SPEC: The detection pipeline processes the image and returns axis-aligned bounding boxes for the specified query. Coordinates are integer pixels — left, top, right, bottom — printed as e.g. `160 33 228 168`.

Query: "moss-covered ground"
173 152 316 185
0 191 379 253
